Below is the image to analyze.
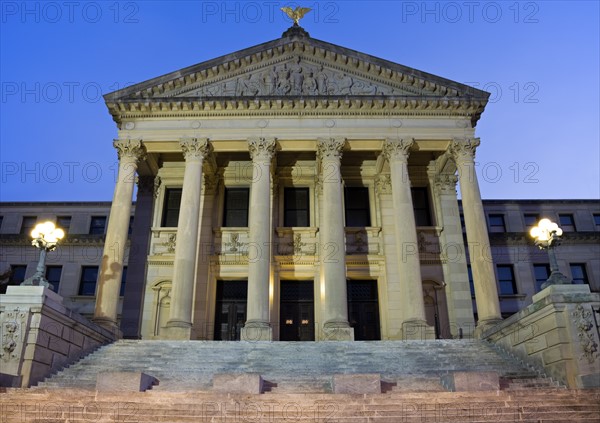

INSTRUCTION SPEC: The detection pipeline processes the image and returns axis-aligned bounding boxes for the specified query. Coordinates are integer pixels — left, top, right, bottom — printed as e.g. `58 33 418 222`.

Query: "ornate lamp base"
541 271 571 290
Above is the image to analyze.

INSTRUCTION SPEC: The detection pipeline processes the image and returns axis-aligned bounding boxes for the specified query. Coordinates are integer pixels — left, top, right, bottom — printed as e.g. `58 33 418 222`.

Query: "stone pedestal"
484 284 600 389
0 286 116 388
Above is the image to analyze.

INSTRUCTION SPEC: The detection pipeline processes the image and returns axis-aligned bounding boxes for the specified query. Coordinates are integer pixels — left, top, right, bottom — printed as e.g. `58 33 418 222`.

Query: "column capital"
113 138 146 163
248 137 277 161
317 137 345 161
383 137 414 162
449 137 480 160
435 174 458 195
180 137 211 161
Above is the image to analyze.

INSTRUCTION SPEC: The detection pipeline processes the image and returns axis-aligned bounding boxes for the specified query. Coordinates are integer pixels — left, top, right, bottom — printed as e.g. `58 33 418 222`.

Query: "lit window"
488 214 506 232
344 187 371 227
533 264 550 292
89 216 107 235
570 264 589 285
558 214 576 232
79 266 98 296
497 265 517 295
162 188 182 227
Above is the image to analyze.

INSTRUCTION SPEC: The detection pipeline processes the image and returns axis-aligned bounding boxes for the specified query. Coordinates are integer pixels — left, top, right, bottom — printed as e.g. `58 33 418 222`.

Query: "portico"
95 25 501 341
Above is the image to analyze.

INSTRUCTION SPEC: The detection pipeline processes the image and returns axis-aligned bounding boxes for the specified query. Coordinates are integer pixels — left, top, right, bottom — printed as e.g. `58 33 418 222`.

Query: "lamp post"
530 218 570 290
21 221 65 290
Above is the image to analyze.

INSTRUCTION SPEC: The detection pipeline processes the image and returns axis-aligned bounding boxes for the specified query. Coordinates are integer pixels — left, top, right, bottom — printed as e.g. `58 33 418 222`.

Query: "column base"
91 317 121 338
241 325 272 341
474 318 503 338
162 320 192 340
401 319 436 340
321 326 354 341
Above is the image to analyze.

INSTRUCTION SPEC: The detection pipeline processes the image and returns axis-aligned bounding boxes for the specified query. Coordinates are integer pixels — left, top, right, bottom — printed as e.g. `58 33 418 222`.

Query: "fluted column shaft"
242 137 276 341
450 138 502 330
318 137 353 340
383 138 428 335
166 138 210 339
94 139 146 331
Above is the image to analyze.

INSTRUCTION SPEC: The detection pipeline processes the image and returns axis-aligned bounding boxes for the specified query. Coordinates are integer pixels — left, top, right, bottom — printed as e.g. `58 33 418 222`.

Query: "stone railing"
0 286 117 388
483 285 600 389
213 228 250 256
275 227 318 257
345 227 382 255
150 228 177 256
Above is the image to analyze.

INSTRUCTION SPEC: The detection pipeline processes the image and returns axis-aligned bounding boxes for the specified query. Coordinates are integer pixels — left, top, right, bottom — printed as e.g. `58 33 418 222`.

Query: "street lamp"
530 218 570 290
21 221 65 290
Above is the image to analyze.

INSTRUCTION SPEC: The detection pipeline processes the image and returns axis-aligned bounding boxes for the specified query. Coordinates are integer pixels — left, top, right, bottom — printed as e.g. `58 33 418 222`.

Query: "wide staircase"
2 340 599 422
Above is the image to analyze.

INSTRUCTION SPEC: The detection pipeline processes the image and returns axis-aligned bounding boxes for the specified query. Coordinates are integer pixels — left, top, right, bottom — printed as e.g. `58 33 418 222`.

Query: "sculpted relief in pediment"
176 58 408 98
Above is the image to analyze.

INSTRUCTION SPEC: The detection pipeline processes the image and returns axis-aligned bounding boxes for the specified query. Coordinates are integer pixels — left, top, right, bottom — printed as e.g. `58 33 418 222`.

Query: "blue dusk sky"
1 1 598 201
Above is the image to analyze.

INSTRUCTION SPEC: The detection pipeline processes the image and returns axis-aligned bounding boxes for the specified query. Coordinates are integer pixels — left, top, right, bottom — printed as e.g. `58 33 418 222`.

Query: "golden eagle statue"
281 6 312 26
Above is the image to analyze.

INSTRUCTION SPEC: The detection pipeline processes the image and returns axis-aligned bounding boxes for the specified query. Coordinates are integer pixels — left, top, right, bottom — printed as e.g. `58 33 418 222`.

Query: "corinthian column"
241 137 276 341
450 137 502 335
165 137 211 340
317 137 353 341
94 139 146 332
383 138 433 340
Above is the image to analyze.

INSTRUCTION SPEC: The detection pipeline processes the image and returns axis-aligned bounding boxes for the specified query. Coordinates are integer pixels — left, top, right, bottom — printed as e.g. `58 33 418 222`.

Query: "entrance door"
280 281 315 341
347 280 381 340
214 280 247 340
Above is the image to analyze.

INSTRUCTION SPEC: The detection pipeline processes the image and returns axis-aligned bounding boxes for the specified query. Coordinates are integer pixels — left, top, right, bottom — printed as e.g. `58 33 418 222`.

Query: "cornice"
106 96 486 126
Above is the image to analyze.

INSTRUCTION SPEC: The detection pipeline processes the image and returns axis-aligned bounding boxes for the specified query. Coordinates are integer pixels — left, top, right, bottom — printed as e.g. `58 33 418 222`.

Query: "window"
20 216 37 235
89 216 107 235
533 264 550 292
467 265 474 296
120 266 128 296
79 266 99 296
162 188 182 227
344 187 371 227
128 216 134 235
524 214 539 230
45 266 62 293
411 187 432 226
488 214 506 233
559 214 576 232
570 264 589 285
9 265 27 284
57 216 71 234
2 265 26 294
223 188 249 227
497 265 517 295
593 214 600 228
284 188 309 227
0 216 3 231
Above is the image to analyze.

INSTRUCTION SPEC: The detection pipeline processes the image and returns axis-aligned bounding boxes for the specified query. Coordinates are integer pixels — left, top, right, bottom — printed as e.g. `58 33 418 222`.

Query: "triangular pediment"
105 29 490 125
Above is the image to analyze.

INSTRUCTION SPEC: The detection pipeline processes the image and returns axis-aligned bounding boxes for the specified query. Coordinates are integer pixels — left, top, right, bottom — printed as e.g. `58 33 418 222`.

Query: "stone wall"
0 286 117 388
483 284 600 388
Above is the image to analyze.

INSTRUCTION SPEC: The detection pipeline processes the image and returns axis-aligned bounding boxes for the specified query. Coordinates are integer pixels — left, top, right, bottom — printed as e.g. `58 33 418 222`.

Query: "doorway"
279 280 315 341
214 280 247 340
347 280 381 340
